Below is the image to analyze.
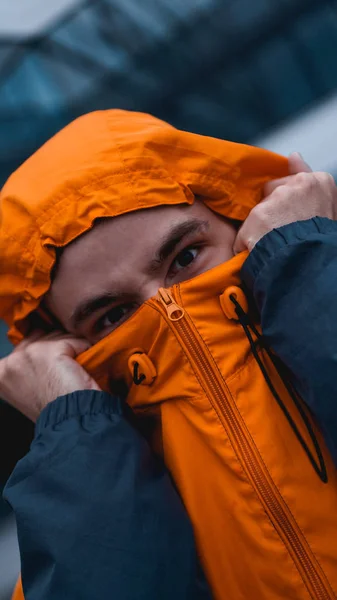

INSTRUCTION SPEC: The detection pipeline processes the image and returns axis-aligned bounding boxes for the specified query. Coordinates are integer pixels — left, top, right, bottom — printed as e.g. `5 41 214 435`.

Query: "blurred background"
1 0 337 597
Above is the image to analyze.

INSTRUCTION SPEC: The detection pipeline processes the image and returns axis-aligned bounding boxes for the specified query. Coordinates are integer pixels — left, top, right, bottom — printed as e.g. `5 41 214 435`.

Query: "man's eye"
99 304 132 331
170 247 199 275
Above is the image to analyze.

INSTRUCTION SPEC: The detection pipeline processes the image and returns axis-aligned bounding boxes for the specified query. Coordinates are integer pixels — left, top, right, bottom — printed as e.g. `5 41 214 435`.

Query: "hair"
49 246 64 282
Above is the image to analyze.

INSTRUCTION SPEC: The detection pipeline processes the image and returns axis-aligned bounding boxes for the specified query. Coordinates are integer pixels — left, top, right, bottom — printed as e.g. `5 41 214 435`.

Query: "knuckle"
292 172 310 186
251 203 270 225
314 171 335 186
0 357 10 380
320 172 335 187
250 202 265 217
267 185 287 202
1 354 20 380
292 175 316 195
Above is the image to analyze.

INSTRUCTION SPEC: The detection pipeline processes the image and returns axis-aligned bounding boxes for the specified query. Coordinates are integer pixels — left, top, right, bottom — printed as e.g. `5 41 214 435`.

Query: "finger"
263 154 313 197
61 338 91 358
24 329 46 341
288 152 312 174
233 223 248 255
43 330 74 340
264 176 293 197
12 329 46 352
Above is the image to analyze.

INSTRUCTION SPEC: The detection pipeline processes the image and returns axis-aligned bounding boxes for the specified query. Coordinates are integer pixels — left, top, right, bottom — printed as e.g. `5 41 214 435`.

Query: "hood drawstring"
229 294 328 484
133 362 146 385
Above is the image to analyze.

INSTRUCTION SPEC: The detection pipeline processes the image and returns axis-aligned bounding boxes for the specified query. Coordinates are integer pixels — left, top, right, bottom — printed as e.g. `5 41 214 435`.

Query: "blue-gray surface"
0 323 11 359
1 0 337 597
0 516 19 600
0 325 17 600
1 0 337 185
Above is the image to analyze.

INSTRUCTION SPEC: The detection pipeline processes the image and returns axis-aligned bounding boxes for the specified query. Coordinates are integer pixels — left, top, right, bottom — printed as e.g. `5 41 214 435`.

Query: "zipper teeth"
159 296 331 600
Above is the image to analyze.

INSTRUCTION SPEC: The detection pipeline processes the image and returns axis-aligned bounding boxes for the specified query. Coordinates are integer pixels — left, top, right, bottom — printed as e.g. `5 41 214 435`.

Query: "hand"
0 331 100 422
233 153 337 253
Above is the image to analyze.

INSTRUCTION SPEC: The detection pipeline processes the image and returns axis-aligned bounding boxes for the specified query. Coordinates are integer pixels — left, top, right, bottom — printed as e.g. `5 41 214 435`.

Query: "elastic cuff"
241 217 337 289
36 390 123 435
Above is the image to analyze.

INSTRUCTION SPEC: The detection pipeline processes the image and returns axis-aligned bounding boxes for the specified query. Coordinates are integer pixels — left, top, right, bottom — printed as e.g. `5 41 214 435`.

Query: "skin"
45 200 237 343
2 153 337 421
46 154 323 344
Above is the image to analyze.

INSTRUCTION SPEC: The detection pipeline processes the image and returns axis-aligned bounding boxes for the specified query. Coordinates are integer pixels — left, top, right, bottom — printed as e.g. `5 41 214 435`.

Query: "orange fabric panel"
78 255 337 600
0 109 287 343
11 578 24 600
2 109 337 599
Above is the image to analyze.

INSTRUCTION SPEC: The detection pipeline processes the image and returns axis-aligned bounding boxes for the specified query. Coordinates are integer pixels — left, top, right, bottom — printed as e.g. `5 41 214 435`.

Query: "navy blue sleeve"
3 390 210 600
241 217 337 466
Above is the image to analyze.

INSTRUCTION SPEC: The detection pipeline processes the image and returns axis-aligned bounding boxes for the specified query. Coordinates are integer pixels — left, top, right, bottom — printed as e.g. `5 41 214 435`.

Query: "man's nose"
140 279 166 303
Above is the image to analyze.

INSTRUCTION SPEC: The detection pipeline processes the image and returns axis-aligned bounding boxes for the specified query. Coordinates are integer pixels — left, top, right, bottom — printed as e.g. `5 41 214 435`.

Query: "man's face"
45 201 237 343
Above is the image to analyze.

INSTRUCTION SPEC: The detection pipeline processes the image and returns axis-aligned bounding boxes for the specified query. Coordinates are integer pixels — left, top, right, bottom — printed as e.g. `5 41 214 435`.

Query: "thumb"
60 337 92 358
233 222 248 255
288 152 312 174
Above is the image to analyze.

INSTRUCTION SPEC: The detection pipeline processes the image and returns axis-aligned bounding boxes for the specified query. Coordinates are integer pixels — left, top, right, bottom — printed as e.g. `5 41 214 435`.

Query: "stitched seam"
248 237 337 285
1 232 36 262
226 347 260 383
34 167 233 229
113 140 142 208
38 407 119 431
146 302 212 407
134 140 234 170
174 287 330 586
224 378 333 589
131 392 206 414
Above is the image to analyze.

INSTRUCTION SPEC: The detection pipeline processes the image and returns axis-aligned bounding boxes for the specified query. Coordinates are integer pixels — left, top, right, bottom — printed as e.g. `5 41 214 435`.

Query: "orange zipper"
154 287 333 600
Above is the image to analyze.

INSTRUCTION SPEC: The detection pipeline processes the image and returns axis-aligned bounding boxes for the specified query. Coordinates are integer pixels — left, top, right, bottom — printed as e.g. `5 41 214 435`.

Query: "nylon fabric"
0 109 286 342
2 110 337 600
77 254 337 599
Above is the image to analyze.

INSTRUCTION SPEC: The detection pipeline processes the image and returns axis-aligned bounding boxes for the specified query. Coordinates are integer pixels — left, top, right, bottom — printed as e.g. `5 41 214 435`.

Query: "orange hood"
0 109 287 344
5 111 337 600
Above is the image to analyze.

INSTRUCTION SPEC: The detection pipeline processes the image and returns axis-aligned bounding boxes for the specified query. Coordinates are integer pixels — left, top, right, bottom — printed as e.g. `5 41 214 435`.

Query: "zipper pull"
157 288 185 321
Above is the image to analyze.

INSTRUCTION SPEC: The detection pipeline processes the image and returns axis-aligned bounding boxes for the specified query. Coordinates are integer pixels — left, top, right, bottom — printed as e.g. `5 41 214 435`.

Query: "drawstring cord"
133 362 146 385
230 294 328 484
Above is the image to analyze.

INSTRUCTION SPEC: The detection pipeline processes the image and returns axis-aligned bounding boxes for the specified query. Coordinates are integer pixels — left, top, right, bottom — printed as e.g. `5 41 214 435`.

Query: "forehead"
46 201 218 310
56 201 213 276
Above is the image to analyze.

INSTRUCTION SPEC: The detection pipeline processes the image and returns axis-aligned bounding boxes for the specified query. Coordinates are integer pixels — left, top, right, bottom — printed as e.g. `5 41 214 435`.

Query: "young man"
1 110 337 600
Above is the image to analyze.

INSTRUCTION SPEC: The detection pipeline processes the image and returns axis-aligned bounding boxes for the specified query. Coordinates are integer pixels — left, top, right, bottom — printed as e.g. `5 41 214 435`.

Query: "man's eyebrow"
70 218 210 330
70 291 127 331
148 218 210 273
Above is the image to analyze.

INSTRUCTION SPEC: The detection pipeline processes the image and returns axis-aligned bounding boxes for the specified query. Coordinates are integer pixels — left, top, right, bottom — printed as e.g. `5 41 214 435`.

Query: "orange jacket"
1 110 337 600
